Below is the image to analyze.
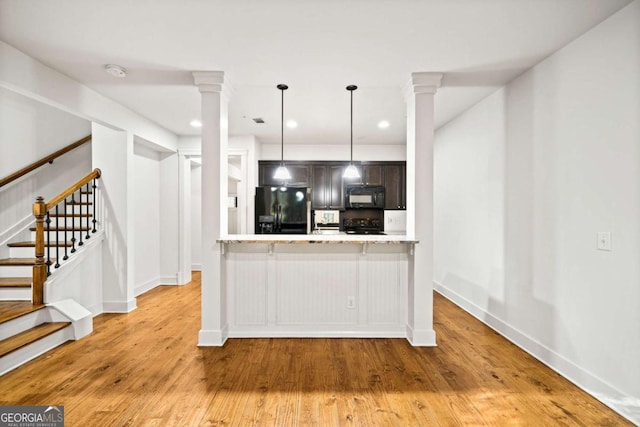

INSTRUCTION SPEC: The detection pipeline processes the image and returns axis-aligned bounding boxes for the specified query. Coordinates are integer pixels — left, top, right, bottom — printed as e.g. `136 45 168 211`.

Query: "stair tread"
0 302 45 324
0 322 70 358
0 277 31 288
8 241 73 248
0 258 37 266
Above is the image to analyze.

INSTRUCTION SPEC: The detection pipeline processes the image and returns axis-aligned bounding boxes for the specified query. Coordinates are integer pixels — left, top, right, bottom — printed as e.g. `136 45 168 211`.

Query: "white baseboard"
160 275 178 285
134 275 182 297
198 325 229 346
102 298 137 313
191 263 202 271
434 281 640 425
135 277 159 297
228 329 406 339
87 303 103 317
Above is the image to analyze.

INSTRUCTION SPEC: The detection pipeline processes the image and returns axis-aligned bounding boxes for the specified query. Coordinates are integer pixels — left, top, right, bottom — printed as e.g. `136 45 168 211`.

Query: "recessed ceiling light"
190 119 202 128
104 64 127 78
286 120 298 129
378 120 390 129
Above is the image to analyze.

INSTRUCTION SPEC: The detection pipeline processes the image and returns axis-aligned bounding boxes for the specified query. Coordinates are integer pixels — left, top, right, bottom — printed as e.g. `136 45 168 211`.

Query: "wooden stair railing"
0 134 92 189
32 168 101 304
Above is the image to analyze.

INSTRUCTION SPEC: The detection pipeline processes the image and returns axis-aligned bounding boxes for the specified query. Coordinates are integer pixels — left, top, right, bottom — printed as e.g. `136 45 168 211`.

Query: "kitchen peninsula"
194 71 441 349
217 233 418 340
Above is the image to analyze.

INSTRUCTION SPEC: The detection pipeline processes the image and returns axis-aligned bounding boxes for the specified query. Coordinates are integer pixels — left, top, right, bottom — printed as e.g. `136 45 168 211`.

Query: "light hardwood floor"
0 272 630 426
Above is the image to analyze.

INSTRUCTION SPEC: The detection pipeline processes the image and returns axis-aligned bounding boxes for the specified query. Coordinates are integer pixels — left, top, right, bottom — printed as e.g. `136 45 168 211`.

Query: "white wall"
133 143 161 295
92 123 136 312
434 1 640 422
0 88 92 246
0 41 177 152
0 87 91 178
159 152 181 284
191 164 202 270
260 143 406 161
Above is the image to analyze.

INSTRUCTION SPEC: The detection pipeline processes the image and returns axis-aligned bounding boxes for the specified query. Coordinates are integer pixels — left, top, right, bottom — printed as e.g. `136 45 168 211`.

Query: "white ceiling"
0 0 632 145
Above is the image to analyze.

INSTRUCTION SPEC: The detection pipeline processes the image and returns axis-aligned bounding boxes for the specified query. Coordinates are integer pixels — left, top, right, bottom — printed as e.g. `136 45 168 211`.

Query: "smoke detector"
104 64 127 78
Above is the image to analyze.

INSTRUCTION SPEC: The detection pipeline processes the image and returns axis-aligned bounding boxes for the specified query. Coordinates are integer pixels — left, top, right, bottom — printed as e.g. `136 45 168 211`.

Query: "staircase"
0 169 100 374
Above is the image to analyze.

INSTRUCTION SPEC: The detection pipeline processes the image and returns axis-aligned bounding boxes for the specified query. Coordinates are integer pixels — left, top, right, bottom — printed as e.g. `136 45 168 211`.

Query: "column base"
406 325 437 346
198 326 229 346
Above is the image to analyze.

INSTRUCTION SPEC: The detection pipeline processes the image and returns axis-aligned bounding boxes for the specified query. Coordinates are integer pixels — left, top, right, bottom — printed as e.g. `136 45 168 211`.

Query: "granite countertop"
218 233 418 245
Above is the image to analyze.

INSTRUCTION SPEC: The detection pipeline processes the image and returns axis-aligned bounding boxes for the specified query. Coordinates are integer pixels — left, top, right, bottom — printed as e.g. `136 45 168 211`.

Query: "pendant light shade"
274 84 291 181
343 85 360 179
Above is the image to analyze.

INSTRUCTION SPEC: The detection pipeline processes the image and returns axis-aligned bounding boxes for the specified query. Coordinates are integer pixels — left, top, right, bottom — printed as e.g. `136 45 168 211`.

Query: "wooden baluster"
32 197 47 305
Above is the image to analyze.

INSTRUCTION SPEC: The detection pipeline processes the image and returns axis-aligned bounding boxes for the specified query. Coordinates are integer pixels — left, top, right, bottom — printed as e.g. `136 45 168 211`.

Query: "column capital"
192 71 234 98
404 72 443 99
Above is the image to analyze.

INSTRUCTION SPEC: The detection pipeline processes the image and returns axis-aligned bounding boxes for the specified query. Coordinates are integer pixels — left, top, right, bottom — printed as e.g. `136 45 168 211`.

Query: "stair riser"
30 231 94 242
44 217 93 229
0 267 33 278
51 206 92 216
10 247 73 258
45 216 93 228
68 194 93 204
9 247 37 258
0 288 31 301
0 327 71 376
0 309 51 341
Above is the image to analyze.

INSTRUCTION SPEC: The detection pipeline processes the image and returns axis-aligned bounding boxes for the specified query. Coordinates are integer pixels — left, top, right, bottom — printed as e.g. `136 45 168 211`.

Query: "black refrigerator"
255 186 309 234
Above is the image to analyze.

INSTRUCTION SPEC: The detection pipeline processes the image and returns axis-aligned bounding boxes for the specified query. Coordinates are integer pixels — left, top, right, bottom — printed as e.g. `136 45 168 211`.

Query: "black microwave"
345 185 385 209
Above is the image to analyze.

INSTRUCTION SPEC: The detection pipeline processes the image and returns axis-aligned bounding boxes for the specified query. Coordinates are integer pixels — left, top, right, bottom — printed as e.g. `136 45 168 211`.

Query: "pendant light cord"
350 89 353 164
281 87 284 166
346 85 357 164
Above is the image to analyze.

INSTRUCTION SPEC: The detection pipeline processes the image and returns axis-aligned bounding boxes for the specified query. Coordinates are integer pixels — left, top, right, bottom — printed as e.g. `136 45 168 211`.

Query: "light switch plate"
597 232 612 251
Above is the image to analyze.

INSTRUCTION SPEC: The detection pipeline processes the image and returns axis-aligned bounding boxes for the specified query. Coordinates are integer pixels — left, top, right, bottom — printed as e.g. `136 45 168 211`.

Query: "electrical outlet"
347 296 356 309
597 232 612 251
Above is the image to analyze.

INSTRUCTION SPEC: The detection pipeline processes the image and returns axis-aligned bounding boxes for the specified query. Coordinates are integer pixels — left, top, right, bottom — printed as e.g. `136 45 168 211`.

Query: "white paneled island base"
215 235 426 343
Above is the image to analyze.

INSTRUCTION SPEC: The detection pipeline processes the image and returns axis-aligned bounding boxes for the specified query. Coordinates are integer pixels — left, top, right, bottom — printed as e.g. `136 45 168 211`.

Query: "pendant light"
273 84 292 181
343 85 360 179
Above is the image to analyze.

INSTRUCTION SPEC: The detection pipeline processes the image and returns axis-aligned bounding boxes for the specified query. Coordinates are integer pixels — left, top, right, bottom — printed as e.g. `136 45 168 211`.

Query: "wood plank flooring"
0 272 630 426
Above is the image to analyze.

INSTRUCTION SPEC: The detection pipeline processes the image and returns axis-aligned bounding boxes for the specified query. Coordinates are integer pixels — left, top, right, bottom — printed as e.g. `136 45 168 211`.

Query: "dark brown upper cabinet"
258 160 406 210
259 163 310 187
383 163 406 210
362 164 384 186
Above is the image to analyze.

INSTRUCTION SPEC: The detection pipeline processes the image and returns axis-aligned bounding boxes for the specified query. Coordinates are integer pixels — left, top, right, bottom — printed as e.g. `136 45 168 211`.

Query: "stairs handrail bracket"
0 135 92 189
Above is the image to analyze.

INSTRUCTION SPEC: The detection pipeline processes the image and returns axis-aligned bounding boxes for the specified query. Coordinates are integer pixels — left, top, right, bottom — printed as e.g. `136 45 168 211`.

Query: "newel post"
32 196 47 305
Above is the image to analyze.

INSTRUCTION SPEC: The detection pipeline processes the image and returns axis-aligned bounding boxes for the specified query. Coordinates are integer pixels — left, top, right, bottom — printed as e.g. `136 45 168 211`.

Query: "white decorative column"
405 72 442 346
193 71 231 346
